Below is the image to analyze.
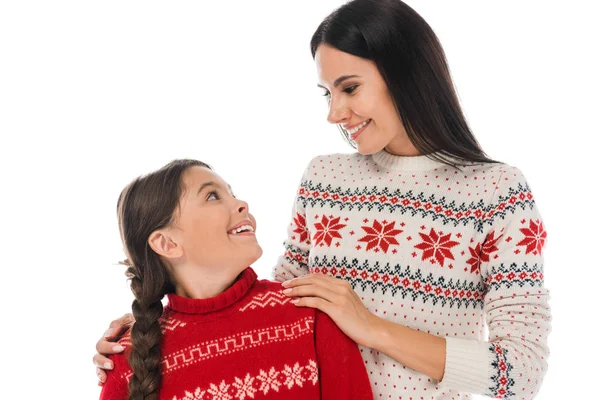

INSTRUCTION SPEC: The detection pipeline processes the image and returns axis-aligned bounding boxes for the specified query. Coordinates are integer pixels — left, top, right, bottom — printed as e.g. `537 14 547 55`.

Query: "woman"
96 1 551 398
99 159 372 399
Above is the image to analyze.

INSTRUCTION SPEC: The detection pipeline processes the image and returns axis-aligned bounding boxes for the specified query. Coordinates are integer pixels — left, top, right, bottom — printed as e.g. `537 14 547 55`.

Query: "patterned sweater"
273 151 551 399
100 268 372 400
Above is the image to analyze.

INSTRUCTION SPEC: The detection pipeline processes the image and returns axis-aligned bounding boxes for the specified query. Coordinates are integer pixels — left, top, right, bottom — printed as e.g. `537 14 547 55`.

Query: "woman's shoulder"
299 152 369 183
462 160 529 184
304 152 364 168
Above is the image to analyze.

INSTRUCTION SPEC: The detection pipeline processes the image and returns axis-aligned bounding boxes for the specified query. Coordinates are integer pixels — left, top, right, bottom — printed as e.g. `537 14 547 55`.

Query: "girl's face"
168 166 262 273
315 44 419 156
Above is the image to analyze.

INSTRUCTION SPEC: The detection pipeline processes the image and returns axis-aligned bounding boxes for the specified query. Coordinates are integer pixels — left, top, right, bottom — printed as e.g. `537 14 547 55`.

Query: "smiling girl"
99 159 372 400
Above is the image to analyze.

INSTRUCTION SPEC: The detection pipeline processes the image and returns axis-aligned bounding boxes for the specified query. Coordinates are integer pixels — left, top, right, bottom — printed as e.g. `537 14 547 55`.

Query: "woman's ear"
148 228 183 260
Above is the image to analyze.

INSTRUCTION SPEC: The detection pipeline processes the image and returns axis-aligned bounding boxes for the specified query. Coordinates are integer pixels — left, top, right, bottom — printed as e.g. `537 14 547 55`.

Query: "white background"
1 1 598 399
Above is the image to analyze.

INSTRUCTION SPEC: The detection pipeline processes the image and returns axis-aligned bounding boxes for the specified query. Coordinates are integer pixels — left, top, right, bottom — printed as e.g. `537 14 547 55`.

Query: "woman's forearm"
369 316 447 381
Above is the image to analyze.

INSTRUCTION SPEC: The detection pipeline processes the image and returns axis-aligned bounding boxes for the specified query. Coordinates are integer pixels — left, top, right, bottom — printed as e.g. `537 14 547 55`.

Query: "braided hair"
116 159 210 399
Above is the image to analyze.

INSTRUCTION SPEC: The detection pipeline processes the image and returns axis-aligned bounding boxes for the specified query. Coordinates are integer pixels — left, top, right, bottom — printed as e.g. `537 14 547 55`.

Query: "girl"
99 159 372 399
96 1 551 398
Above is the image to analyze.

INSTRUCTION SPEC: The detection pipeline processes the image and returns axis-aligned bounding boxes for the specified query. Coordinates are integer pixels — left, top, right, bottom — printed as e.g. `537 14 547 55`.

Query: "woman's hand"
93 313 134 385
282 274 381 348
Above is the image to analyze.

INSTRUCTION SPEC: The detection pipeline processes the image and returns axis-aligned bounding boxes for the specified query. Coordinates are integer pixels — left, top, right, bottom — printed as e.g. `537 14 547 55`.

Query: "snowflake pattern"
179 387 207 400
313 215 346 247
516 219 547 255
207 381 232 400
232 374 256 400
171 360 318 400
282 363 305 389
357 219 403 253
466 230 503 274
257 367 281 395
292 213 310 244
414 228 460 267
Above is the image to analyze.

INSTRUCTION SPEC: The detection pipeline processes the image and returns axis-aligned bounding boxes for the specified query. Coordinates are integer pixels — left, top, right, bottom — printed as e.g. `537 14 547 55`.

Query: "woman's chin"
357 144 385 156
355 137 386 155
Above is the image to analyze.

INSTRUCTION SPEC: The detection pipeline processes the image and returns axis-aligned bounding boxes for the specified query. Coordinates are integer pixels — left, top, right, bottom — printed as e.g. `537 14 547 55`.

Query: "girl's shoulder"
241 278 315 320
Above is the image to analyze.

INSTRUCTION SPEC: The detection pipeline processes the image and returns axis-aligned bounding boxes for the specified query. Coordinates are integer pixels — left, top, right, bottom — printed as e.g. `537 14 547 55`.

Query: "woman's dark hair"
117 159 210 399
311 0 496 166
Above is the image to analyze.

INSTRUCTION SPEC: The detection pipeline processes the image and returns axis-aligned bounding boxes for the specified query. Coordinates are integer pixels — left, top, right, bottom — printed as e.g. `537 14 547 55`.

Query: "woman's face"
168 166 263 273
315 44 418 156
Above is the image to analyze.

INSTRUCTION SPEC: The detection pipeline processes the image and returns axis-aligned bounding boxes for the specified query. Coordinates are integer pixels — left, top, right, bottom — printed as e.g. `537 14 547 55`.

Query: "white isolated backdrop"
0 1 598 399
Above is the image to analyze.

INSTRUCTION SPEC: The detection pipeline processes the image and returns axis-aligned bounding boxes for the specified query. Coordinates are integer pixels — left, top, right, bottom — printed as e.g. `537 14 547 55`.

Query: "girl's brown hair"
117 159 210 399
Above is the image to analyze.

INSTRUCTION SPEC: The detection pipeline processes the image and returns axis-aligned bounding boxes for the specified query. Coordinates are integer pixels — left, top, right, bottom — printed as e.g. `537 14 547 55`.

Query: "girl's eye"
322 91 331 98
207 191 220 201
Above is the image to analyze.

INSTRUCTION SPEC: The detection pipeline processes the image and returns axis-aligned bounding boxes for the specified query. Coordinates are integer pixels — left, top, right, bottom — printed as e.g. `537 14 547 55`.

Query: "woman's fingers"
283 283 341 303
282 274 350 297
283 273 342 287
96 335 125 356
93 351 114 371
93 313 133 383
104 313 134 340
96 367 107 385
290 296 334 314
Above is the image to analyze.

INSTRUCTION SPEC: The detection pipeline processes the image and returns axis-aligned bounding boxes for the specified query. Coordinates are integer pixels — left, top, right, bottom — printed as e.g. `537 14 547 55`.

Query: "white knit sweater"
273 151 551 399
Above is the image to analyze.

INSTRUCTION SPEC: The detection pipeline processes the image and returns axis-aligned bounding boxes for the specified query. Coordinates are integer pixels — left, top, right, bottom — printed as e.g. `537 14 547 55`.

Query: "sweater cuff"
440 337 491 394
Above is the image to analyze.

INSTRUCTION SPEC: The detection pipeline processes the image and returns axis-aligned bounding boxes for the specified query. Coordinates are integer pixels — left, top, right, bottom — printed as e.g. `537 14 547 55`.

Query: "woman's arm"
271 159 315 282
371 316 447 381
282 274 447 380
437 167 551 398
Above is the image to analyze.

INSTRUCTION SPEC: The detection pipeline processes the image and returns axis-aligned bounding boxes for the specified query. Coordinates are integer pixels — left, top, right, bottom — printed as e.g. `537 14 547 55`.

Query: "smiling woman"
316 44 415 155
312 1 494 166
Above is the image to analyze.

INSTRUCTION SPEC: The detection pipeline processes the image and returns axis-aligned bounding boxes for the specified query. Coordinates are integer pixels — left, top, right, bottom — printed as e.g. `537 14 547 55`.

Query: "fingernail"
104 362 113 370
290 299 299 304
282 280 291 287
282 288 292 294
104 328 115 338
113 345 124 352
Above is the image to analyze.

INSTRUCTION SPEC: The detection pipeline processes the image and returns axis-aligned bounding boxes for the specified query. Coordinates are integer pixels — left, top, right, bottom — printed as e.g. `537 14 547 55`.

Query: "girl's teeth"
231 225 254 234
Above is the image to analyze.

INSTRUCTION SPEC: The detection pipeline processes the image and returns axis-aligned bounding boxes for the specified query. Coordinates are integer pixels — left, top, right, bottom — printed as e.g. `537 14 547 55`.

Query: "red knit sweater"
100 268 372 399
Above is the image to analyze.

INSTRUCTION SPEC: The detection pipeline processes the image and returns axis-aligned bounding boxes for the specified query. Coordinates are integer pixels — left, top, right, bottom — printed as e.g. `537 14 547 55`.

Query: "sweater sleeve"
272 159 314 282
440 167 551 399
99 355 129 400
314 310 373 399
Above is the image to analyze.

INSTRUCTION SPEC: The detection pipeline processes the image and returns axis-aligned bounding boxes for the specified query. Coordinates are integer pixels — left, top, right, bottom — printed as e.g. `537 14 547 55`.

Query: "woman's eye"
344 85 358 94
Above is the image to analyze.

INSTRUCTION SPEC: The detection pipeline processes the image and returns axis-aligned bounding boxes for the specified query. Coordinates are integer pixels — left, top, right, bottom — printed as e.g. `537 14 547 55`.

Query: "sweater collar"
166 267 257 314
371 150 444 172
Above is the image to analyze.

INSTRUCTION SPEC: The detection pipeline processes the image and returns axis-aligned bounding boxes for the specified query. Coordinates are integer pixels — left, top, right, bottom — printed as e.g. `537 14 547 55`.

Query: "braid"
115 159 211 399
126 264 165 400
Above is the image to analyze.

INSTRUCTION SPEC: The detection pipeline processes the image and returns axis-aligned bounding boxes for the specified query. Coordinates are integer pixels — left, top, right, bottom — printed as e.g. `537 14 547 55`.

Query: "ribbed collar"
371 150 445 171
166 268 257 314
